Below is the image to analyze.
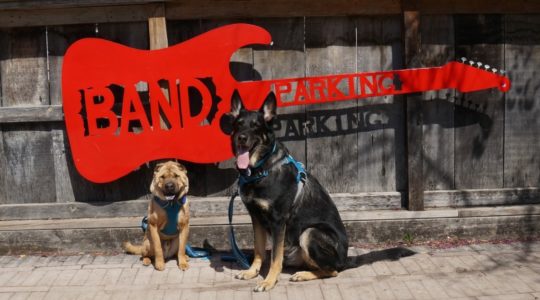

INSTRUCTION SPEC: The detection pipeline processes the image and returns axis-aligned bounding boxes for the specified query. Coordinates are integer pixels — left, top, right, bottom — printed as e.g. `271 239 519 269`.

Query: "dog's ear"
229 90 244 118
260 92 277 122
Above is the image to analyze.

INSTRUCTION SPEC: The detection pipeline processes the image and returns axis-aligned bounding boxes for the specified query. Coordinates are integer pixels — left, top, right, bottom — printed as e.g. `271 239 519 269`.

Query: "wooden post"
148 4 168 50
148 4 169 130
403 10 424 211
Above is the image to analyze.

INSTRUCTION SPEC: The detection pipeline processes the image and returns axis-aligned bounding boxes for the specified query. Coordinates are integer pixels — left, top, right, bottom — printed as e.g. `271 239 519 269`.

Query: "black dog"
228 91 413 292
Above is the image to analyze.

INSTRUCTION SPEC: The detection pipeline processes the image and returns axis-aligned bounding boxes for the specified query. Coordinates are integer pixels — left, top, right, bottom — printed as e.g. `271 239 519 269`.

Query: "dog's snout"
165 182 175 191
237 134 248 145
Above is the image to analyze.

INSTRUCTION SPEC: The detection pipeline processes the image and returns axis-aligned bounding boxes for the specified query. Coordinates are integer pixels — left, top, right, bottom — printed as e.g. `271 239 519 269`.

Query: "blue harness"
156 195 186 236
140 195 210 258
225 144 307 269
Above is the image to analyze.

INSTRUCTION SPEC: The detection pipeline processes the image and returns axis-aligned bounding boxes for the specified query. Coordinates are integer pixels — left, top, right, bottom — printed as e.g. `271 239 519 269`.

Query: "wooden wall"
0 2 538 210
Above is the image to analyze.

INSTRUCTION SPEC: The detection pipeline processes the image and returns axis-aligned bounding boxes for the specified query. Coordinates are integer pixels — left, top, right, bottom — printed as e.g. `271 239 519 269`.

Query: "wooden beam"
0 0 157 10
403 10 424 211
0 4 159 27
404 0 540 14
0 106 64 123
165 0 402 19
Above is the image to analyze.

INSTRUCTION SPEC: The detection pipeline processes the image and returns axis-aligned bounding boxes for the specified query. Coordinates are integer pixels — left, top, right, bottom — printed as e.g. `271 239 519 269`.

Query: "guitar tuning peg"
461 57 467 63
484 64 490 70
492 68 498 73
469 60 475 65
500 70 506 75
477 62 483 67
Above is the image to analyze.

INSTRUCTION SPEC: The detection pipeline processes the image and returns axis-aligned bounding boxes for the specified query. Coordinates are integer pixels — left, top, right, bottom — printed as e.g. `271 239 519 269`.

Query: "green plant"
403 232 415 245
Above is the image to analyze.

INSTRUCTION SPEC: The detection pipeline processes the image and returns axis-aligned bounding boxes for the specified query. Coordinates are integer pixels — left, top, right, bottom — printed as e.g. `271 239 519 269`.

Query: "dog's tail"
345 247 416 269
122 241 144 255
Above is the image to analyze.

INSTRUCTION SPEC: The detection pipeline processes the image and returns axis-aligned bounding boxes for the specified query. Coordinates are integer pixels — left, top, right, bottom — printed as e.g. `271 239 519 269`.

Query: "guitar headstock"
442 58 511 93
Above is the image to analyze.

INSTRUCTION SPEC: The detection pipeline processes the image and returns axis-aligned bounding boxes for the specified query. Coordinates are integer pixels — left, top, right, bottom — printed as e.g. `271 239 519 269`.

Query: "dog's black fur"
229 91 414 292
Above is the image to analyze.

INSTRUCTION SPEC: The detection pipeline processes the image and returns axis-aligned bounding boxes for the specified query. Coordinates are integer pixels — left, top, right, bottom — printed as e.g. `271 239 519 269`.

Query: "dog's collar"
238 143 276 187
153 195 187 208
238 144 306 189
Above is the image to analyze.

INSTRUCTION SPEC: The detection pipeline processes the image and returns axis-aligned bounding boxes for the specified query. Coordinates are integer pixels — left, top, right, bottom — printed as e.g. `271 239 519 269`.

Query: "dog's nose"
238 134 248 145
165 182 175 191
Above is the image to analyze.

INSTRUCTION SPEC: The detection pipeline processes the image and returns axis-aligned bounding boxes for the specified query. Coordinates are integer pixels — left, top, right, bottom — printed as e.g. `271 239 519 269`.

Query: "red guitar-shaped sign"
62 23 511 183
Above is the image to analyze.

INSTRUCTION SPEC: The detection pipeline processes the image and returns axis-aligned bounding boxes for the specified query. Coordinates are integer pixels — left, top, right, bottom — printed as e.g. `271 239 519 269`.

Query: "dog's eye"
174 174 179 178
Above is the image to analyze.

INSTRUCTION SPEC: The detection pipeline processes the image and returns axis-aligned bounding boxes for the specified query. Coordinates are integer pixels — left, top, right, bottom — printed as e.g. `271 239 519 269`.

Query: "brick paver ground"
1 242 539 300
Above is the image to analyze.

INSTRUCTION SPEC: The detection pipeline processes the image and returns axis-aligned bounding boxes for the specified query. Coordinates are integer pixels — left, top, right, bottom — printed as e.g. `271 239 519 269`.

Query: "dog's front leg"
147 220 165 271
177 207 190 271
254 223 285 292
236 217 266 280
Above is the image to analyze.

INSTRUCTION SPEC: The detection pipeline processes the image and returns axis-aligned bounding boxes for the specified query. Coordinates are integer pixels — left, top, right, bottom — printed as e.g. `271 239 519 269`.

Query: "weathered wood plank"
404 0 540 14
403 11 424 210
0 105 63 123
1 124 56 204
96 21 149 49
165 0 401 20
454 14 505 189
51 127 75 203
305 17 358 193
356 16 403 193
0 27 49 107
47 24 96 106
425 188 540 208
0 4 159 28
252 18 306 168
504 15 540 188
0 0 153 10
420 15 455 191
0 126 7 204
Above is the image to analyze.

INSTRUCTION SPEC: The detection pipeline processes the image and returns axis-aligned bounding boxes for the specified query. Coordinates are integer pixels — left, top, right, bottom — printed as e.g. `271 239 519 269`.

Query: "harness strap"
283 155 307 184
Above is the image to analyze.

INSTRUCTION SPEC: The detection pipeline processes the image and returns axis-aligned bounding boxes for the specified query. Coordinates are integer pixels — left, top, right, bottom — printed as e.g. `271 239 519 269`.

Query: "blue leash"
140 216 211 259
221 190 252 269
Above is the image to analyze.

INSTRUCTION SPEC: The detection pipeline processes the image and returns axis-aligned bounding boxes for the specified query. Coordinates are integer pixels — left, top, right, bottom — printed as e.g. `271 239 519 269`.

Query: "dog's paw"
178 261 189 271
290 271 315 282
142 257 151 266
154 261 165 271
253 280 276 292
235 269 259 280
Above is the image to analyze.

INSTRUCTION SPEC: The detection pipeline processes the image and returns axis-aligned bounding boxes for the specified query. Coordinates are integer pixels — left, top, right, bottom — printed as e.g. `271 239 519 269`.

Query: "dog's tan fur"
122 161 190 271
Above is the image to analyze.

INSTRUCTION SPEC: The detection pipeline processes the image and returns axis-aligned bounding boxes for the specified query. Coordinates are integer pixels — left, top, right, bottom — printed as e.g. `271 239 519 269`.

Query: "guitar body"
63 24 272 182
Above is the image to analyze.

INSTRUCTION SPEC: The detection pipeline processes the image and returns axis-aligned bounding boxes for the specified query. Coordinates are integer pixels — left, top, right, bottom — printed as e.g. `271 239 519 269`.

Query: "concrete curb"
1 205 539 254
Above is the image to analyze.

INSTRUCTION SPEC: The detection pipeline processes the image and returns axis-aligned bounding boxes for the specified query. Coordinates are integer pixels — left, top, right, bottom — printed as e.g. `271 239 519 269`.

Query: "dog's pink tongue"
236 151 250 169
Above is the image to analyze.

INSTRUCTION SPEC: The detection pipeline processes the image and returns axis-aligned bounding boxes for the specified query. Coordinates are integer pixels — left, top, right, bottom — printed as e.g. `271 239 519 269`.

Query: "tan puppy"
123 161 190 271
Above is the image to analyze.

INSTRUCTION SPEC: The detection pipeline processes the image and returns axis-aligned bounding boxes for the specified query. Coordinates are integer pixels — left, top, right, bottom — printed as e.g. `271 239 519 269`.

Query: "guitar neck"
237 62 510 109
